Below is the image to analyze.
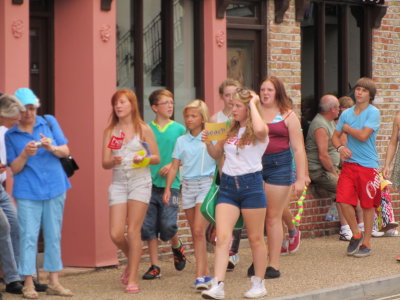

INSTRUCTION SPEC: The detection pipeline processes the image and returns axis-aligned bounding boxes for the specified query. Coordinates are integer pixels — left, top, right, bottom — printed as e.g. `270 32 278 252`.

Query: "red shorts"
336 162 381 209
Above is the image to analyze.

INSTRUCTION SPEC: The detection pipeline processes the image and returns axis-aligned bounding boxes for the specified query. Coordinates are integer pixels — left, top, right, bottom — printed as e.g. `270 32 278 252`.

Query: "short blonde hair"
183 100 209 129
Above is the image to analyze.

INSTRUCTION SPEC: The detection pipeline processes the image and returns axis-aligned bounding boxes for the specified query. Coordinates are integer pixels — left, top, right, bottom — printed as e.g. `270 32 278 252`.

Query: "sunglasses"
236 88 251 99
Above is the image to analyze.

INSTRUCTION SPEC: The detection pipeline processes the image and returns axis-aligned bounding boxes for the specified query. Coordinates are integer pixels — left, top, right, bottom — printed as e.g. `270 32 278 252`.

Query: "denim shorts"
218 172 266 209
181 177 213 209
262 149 295 186
141 186 179 242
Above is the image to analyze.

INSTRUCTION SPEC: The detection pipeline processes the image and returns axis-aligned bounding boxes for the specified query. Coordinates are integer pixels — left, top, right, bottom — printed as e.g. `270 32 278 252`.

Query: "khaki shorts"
309 168 338 198
108 168 152 206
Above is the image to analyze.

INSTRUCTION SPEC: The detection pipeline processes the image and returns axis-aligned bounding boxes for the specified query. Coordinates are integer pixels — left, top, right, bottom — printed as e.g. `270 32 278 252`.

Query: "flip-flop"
125 284 140 294
46 284 73 297
22 286 39 299
396 255 400 262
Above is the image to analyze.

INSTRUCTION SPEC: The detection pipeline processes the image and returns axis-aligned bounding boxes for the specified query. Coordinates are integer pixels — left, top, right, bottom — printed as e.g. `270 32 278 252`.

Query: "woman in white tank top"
102 89 160 294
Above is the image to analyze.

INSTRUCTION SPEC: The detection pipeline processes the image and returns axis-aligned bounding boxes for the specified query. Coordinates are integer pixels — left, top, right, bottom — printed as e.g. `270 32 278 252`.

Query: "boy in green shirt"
141 89 186 279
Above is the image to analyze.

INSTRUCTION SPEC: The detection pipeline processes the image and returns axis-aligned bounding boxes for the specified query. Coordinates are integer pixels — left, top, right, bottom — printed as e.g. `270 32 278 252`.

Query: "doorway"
29 0 54 115
226 1 266 91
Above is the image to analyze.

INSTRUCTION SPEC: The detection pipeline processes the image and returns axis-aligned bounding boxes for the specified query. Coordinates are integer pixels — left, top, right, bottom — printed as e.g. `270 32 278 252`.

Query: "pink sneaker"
288 230 301 254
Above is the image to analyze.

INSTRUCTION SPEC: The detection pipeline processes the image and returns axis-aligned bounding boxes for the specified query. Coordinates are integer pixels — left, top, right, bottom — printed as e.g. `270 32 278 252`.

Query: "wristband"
336 145 344 152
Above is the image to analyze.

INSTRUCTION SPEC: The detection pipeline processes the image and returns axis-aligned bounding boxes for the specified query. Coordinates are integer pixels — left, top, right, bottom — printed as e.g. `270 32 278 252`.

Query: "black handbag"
60 156 79 177
43 115 79 177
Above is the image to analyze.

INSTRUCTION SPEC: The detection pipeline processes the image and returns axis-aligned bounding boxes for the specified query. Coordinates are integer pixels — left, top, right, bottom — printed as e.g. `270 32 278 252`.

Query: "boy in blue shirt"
332 77 381 257
141 90 186 279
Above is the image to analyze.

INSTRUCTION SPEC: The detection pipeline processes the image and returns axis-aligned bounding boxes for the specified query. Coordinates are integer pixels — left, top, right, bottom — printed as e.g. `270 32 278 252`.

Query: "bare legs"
213 204 241 281
126 200 148 286
146 233 180 267
265 183 291 270
338 202 374 245
109 204 129 257
213 204 266 281
185 204 210 278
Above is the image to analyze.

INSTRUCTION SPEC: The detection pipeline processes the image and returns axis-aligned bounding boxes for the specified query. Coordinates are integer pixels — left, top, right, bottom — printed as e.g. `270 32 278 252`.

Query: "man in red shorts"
332 77 380 257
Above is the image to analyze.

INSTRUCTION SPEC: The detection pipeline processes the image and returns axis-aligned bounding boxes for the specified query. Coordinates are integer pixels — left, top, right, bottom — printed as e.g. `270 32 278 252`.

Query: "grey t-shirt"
306 113 340 171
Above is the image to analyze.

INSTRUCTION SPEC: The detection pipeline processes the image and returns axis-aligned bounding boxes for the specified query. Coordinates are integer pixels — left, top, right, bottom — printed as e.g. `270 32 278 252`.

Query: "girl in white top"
201 89 269 299
102 89 160 294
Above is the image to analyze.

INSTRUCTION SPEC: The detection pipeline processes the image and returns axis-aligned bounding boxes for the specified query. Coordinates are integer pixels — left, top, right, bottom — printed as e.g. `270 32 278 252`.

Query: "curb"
268 274 400 300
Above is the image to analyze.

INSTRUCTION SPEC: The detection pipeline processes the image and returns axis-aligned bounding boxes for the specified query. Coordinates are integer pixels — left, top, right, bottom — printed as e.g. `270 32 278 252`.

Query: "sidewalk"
2 235 400 300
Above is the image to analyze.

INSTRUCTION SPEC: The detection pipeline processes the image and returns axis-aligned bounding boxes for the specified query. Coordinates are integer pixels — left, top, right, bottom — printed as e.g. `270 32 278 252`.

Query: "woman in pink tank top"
247 76 307 279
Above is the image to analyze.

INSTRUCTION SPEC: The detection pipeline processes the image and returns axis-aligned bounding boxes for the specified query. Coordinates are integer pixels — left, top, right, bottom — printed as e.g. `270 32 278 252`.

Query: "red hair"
107 89 145 138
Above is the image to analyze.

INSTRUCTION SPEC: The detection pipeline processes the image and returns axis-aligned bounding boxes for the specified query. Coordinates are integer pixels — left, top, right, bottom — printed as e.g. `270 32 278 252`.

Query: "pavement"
1 235 400 300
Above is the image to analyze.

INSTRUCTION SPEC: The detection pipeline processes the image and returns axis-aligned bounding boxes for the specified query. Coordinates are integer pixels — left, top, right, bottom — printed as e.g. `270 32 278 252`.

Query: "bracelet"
336 145 344 152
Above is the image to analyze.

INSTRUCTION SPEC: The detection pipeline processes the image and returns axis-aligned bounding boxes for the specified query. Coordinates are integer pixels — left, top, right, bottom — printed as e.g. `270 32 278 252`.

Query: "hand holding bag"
200 166 243 229
44 115 79 177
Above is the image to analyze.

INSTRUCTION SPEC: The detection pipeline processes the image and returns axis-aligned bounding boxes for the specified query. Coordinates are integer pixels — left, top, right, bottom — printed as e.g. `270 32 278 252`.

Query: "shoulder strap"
43 115 54 134
283 110 294 121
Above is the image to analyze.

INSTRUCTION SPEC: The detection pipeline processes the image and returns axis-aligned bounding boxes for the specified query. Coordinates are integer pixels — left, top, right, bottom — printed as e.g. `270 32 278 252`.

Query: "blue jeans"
0 184 20 283
141 186 179 242
17 193 66 275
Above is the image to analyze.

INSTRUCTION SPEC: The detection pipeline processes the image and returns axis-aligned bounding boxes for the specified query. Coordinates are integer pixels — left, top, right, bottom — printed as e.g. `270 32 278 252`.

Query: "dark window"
301 1 373 134
116 0 202 123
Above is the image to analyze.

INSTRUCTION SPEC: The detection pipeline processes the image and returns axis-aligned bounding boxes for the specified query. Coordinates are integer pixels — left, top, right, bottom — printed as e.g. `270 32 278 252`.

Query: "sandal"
46 284 73 297
120 268 129 285
125 284 140 294
22 286 39 299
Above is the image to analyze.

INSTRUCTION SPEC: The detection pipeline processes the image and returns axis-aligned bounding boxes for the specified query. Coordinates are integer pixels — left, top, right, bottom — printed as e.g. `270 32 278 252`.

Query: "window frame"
310 1 373 102
226 0 267 89
125 0 203 116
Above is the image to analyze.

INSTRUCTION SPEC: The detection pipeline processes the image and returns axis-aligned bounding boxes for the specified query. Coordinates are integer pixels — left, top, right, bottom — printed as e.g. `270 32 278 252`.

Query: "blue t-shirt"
336 105 380 168
5 115 71 200
172 132 216 180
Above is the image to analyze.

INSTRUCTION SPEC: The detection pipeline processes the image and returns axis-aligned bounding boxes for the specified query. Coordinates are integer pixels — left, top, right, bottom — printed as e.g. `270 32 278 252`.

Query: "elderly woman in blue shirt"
6 88 73 299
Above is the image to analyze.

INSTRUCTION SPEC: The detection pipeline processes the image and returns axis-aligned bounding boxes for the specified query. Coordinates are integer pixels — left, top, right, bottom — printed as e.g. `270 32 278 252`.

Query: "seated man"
0 94 47 294
305 95 352 240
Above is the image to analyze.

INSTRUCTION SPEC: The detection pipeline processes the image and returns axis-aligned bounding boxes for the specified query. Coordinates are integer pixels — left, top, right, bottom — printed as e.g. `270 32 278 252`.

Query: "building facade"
0 0 398 267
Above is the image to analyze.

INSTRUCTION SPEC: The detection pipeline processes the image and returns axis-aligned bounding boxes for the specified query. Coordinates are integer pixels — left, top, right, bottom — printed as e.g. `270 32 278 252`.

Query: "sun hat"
14 88 39 107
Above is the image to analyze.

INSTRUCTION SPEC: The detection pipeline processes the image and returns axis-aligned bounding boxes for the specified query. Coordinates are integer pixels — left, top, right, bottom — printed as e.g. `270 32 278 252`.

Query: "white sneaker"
372 230 385 237
201 278 225 299
339 228 352 241
227 253 239 271
244 276 267 299
384 229 399 237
